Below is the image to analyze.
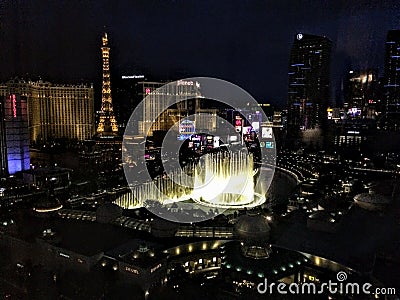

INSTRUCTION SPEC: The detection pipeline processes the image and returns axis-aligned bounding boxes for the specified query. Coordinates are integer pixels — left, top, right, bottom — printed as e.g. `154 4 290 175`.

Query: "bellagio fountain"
115 151 267 210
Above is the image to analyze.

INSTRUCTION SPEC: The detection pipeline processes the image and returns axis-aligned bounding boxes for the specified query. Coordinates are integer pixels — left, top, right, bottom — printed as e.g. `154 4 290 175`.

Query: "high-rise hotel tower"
0 79 94 143
382 30 400 130
287 33 332 132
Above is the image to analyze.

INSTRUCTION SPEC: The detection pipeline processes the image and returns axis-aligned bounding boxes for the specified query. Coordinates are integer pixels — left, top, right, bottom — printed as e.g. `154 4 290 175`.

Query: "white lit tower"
97 33 119 136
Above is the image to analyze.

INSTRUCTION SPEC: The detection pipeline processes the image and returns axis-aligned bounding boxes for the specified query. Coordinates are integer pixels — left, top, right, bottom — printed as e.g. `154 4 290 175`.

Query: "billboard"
213 136 220 148
265 141 274 149
235 116 242 132
229 135 238 142
177 120 195 140
348 107 361 117
251 121 260 132
261 127 273 139
242 126 252 135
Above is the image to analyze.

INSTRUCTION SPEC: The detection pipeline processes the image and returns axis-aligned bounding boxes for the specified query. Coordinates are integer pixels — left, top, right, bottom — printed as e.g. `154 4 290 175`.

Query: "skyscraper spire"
97 32 118 136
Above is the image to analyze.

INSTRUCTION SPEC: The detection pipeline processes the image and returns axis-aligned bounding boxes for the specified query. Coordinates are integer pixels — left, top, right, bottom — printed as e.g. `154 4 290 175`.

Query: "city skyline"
1 0 400 106
1 2 400 298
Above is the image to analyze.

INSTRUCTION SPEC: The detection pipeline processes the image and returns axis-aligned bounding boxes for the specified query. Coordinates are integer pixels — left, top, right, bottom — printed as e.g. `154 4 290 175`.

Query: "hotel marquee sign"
177 80 200 88
122 75 145 79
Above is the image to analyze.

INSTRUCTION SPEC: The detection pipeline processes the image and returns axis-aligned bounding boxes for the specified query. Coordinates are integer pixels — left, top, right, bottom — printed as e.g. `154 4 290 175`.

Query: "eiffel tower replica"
96 33 119 139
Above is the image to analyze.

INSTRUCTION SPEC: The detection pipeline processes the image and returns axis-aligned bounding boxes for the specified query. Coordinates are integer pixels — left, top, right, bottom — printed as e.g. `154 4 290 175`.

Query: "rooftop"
8 210 137 257
105 239 168 268
221 241 308 280
275 203 400 272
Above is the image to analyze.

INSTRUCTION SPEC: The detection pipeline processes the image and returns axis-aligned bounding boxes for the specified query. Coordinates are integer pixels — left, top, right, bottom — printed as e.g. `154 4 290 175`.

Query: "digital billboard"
213 136 220 148
348 107 361 117
251 121 260 132
265 141 274 149
261 127 273 139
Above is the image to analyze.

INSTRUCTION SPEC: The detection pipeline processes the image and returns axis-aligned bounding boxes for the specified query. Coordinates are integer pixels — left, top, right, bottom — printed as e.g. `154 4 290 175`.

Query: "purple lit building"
0 94 30 175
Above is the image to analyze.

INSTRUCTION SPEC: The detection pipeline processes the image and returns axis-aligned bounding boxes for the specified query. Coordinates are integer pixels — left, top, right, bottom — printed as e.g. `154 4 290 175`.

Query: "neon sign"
11 94 17 118
122 75 145 79
177 80 194 86
235 116 242 133
177 80 201 88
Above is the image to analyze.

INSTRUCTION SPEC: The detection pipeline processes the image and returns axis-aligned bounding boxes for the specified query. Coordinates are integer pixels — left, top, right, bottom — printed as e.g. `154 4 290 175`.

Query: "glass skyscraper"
383 30 400 130
287 33 332 132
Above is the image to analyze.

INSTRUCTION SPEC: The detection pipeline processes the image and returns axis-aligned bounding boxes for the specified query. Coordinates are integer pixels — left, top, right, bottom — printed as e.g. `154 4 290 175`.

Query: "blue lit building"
0 94 30 175
287 33 332 131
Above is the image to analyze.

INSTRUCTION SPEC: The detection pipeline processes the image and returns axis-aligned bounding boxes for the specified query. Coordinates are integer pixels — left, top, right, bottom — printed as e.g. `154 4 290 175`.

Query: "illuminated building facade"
344 69 378 119
330 120 374 155
287 33 332 131
96 33 119 137
0 78 94 143
0 94 30 174
138 81 216 136
383 30 400 130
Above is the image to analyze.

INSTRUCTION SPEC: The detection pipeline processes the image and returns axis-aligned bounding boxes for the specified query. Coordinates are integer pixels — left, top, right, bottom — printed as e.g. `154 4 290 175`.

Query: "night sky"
1 0 399 107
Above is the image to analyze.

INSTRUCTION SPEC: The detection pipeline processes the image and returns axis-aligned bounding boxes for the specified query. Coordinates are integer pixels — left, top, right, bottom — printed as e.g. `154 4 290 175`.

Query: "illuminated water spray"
115 151 267 209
